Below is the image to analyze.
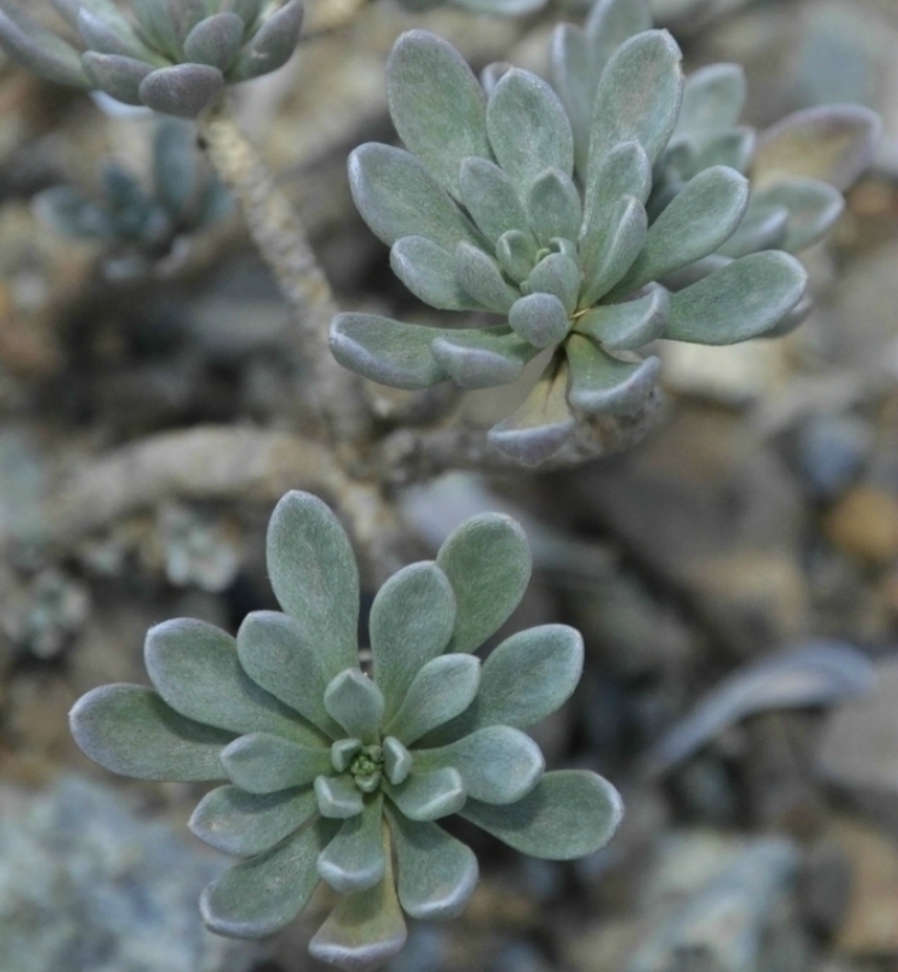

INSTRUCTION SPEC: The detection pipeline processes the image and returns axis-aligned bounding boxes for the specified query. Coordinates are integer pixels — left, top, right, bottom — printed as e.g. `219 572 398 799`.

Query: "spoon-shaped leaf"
318 795 387 894
229 0 303 81
221 732 332 794
315 775 365 819
580 195 648 307
677 63 746 142
753 177 844 253
566 334 660 417
454 242 519 314
82 52 152 105
509 293 570 349
717 201 788 259
139 64 224 117
575 284 668 351
388 767 466 822
527 168 581 246
390 237 483 311
527 253 580 315
183 12 245 70
324 670 385 744
458 157 530 244
0 2 86 87
431 327 539 389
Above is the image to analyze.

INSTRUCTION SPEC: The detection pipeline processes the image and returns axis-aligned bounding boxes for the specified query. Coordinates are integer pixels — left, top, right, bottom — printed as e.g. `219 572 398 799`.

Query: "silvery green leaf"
667 250 806 344
496 229 537 283
315 775 365 819
179 0 211 33
386 31 489 197
49 0 124 27
660 253 730 291
585 0 652 61
189 785 318 856
318 795 386 894
266 491 360 680
431 327 538 389
69 684 232 781
458 157 530 244
549 25 595 177
130 0 183 59
390 237 483 311
488 356 576 466
144 618 305 739
200 818 337 937
82 52 152 105
677 63 746 142
460 769 623 859
759 293 812 339
329 313 449 391
229 0 302 81
437 512 531 655
754 104 881 192
508 292 569 349
384 653 480 744
416 725 543 804
586 30 682 179
486 68 574 198
383 738 412 785
139 64 224 117
753 177 844 252
370 561 456 720
579 196 648 306
527 253 580 315
453 0 544 13
387 809 478 920
349 143 475 250
717 201 788 259
575 283 668 350
610 165 749 296
324 669 384 743
388 766 466 821
480 61 510 95
454 242 518 314
0 2 87 87
237 611 338 736
695 127 755 175
183 12 244 69
227 0 263 27
77 8 156 60
221 732 331 794
332 739 362 773
309 834 407 971
527 168 581 247
566 334 661 417
153 118 197 216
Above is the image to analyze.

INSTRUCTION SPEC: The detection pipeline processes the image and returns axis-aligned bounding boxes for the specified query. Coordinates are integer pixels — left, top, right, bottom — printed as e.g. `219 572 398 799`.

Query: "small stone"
822 486 898 566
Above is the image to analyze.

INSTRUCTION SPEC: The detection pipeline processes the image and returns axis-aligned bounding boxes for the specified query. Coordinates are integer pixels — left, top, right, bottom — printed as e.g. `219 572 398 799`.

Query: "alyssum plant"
70 490 622 969
331 0 879 464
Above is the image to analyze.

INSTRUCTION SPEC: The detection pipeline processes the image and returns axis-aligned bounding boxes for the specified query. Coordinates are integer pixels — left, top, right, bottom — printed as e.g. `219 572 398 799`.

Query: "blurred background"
0 0 897 969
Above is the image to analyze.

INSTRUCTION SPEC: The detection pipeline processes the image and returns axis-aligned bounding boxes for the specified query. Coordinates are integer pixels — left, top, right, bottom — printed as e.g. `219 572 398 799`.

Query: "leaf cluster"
0 0 303 116
70 490 622 970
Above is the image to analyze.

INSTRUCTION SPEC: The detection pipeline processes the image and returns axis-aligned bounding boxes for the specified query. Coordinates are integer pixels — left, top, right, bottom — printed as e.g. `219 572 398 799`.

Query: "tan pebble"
822 487 898 567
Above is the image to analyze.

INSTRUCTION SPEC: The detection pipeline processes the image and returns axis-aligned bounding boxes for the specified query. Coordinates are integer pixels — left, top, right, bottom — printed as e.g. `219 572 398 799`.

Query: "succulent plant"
0 0 303 117
70 490 622 970
330 0 878 466
35 117 233 271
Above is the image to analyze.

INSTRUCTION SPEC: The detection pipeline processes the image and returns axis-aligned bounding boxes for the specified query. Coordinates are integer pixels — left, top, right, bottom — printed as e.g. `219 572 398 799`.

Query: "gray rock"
0 776 260 972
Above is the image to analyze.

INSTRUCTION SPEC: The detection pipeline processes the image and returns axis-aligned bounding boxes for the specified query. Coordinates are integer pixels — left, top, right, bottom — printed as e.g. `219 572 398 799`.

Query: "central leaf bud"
349 744 384 793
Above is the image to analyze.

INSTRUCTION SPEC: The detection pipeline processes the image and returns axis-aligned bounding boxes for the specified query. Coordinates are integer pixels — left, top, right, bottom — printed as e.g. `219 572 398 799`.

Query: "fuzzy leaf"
324 670 385 743
69 684 232 781
667 250 807 344
330 313 448 391
383 737 412 786
318 795 386 894
487 68 574 197
550 25 595 176
386 30 490 196
526 168 581 247
370 562 456 720
508 292 569 349
575 283 668 350
586 29 683 181
488 356 576 466
348 143 475 250
460 769 623 859
458 157 530 244
200 818 338 937
753 177 844 252
189 785 318 856
696 127 755 175
315 775 365 819
431 327 538 389
82 51 152 105
389 767 466 821
754 104 881 192
527 253 580 315
454 242 519 314
717 201 788 259
496 229 537 283
566 334 660 417
585 0 653 62
221 732 331 794
266 490 360 681
0 2 87 87
77 8 155 60
309 831 407 971
183 12 245 70
611 165 748 296
130 0 182 59
677 63 745 142
237 611 338 736
139 63 224 117
227 0 264 26
387 810 478 920
229 0 302 81
385 653 481 744
390 237 482 311
437 512 531 655
580 196 648 306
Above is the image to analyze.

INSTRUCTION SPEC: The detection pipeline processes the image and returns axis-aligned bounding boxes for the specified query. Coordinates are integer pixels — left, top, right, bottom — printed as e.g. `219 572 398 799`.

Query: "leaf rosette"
70 490 622 970
0 0 303 117
331 0 878 466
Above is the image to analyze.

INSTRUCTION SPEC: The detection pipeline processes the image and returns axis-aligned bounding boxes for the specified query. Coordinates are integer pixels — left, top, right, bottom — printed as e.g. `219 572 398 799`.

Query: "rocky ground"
0 0 898 970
